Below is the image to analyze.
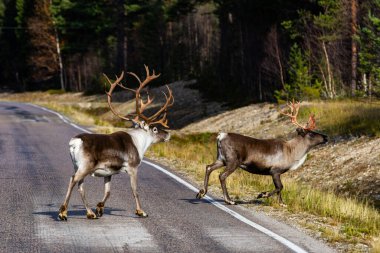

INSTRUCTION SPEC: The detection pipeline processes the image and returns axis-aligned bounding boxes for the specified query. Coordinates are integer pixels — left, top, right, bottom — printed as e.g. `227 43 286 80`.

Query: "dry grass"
372 239 380 253
299 100 380 137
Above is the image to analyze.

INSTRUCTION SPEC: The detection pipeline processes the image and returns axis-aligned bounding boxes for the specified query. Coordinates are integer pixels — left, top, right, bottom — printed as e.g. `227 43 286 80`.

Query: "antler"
104 71 136 122
281 100 317 131
127 65 174 128
104 65 174 128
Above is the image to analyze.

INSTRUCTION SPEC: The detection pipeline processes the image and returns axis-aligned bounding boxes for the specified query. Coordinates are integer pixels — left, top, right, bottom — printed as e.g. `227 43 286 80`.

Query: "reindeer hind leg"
58 170 88 220
196 160 224 199
77 178 97 219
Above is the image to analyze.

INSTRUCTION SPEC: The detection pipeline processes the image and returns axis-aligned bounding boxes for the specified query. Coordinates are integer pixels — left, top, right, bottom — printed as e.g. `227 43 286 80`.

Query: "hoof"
196 189 205 199
58 205 67 221
86 212 98 219
135 209 148 218
280 203 288 208
257 192 269 199
224 199 236 205
96 202 104 217
58 213 67 221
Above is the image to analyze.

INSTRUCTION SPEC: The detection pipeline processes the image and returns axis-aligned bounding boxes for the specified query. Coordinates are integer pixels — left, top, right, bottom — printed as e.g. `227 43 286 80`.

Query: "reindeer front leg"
257 173 286 206
219 161 239 205
96 176 111 217
127 167 148 217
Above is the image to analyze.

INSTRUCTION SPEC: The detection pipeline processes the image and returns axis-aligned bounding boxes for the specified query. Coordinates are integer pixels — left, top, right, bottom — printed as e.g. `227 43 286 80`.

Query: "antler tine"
104 72 137 122
149 112 170 128
305 114 316 130
139 94 154 114
107 66 174 128
281 100 306 129
281 100 318 131
127 65 162 123
147 85 174 124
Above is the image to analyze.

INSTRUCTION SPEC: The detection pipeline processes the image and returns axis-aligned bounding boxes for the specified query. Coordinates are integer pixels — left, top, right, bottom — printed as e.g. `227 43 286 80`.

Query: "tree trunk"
116 0 127 73
351 0 358 96
53 26 65 91
273 27 285 88
322 41 334 98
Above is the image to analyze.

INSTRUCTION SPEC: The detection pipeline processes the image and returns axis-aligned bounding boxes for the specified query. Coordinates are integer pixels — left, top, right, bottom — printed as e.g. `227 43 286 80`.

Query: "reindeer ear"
139 121 149 130
132 120 140 128
296 128 306 137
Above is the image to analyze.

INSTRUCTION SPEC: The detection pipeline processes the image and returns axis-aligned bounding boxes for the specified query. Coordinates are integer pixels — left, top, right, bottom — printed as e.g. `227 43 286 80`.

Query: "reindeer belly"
92 159 125 177
92 167 120 177
240 164 271 175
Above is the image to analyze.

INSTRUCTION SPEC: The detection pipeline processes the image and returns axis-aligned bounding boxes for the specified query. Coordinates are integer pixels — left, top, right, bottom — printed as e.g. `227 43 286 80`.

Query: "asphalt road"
0 102 336 253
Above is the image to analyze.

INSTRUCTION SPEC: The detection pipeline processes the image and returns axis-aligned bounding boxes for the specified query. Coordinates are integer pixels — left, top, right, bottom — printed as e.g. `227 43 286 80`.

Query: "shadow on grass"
180 197 265 206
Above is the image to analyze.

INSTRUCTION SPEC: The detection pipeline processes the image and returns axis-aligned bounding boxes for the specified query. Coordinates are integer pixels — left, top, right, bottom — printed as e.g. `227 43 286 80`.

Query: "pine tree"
358 0 380 98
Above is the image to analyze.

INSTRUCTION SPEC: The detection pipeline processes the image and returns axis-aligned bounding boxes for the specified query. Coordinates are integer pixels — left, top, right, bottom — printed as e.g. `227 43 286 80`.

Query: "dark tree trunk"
116 0 127 73
351 0 358 96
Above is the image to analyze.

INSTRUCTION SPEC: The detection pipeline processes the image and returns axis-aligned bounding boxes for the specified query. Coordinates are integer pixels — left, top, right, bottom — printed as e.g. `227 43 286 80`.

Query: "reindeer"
196 101 328 206
58 65 174 220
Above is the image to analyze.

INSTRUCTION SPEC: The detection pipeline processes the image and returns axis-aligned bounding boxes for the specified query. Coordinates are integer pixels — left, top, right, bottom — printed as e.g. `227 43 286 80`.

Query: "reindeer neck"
127 128 153 159
285 136 309 160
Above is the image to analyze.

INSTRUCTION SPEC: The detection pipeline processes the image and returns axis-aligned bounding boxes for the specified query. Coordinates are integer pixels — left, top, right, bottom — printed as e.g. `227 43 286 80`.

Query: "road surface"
0 102 335 253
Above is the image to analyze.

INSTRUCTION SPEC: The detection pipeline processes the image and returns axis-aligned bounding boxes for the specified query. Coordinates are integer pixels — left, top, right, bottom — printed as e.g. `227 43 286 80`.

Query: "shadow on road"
33 205 129 221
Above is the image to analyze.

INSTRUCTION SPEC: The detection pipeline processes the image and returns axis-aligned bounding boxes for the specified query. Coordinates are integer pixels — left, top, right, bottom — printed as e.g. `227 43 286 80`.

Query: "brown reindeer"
196 101 327 205
58 65 174 220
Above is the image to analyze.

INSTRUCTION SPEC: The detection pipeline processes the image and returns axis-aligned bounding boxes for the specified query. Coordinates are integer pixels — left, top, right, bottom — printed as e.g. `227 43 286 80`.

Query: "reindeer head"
282 100 328 147
104 65 174 143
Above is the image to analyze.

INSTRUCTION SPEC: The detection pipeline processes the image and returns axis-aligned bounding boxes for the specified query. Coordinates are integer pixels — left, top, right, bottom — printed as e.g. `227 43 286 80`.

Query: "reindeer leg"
196 160 224 199
58 171 87 220
127 167 147 217
78 179 97 219
257 173 286 206
219 161 239 205
96 176 111 217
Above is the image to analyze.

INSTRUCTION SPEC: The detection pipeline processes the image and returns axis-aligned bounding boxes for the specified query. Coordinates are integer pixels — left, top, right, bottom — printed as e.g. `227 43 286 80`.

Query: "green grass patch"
294 100 380 137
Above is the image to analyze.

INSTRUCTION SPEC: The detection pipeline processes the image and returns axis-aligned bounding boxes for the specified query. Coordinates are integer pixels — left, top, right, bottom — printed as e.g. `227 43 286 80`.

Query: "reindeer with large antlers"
58 65 174 220
196 101 328 206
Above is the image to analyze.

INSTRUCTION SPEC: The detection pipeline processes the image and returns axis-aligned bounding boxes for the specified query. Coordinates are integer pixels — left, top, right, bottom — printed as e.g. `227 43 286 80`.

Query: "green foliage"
358 0 380 95
47 89 66 95
275 44 321 102
0 0 5 27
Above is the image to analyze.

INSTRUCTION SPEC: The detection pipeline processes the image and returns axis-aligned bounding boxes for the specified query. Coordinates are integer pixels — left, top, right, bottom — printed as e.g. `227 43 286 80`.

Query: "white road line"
28 104 91 133
30 103 308 253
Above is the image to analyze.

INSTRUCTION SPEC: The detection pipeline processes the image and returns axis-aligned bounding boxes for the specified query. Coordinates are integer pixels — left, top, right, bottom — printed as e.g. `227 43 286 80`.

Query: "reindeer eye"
153 127 158 133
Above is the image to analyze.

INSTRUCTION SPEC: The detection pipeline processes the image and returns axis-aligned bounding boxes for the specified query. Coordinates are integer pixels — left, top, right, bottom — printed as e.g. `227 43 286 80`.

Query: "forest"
0 0 379 104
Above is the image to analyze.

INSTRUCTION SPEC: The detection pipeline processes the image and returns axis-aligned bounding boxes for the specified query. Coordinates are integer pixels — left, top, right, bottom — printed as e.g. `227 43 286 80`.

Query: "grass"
297 100 380 137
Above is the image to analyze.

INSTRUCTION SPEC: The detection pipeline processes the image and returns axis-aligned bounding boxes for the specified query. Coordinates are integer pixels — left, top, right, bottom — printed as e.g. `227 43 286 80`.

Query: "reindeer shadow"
181 197 267 206
234 199 265 205
33 204 128 221
179 198 224 205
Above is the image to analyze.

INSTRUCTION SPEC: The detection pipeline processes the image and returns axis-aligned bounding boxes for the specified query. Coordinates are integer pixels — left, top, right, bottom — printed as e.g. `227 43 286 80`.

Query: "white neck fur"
127 128 153 160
